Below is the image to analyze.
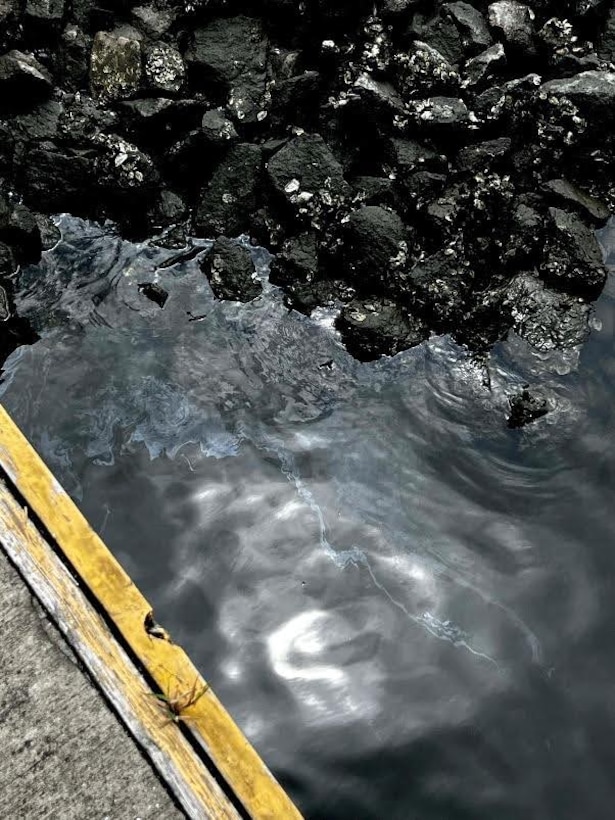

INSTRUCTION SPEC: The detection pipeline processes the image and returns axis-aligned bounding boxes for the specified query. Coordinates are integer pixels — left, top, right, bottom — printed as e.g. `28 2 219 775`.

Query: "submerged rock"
138 282 168 308
200 237 262 302
507 387 549 429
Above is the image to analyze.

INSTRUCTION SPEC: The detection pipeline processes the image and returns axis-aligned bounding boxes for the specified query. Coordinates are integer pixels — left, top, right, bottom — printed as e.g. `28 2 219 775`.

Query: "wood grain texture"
0 404 302 820
0 479 239 820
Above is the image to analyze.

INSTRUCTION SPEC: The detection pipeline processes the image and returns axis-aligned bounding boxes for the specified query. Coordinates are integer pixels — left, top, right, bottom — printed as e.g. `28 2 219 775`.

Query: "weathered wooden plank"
0 404 302 820
0 479 239 820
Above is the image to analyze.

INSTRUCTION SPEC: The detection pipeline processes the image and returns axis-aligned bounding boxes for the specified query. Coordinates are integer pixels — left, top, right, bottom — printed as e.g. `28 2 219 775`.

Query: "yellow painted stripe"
0 404 303 820
0 478 240 820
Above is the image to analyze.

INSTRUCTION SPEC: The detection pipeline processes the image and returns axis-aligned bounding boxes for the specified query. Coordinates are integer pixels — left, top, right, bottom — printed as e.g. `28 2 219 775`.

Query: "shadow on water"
2 214 615 819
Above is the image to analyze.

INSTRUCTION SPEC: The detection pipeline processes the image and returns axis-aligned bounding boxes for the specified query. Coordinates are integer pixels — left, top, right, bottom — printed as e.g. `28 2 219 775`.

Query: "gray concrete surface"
0 547 185 819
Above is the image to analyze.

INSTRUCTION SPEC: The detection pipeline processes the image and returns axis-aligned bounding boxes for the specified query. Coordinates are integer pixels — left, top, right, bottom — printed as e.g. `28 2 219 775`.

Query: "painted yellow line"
0 404 303 820
0 478 240 820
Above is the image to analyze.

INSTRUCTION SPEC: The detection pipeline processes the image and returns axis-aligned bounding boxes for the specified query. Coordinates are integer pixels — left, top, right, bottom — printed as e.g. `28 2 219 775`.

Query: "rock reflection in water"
2 215 615 819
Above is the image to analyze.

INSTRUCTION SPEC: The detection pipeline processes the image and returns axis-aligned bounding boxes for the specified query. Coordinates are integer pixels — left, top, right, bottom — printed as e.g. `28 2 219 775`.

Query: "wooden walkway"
0 404 302 820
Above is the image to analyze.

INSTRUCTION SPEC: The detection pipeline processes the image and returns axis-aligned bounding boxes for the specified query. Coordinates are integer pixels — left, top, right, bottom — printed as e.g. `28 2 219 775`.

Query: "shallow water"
2 215 615 819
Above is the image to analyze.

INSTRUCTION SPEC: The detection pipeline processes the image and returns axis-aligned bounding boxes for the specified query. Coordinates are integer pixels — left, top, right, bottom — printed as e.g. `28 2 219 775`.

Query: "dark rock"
387 137 447 176
408 248 474 329
540 71 615 118
507 386 549 428
144 44 185 95
270 71 321 128
269 233 319 286
0 307 39 367
24 0 65 36
541 207 607 296
462 43 506 87
94 134 158 193
0 51 53 107
131 4 175 39
282 279 342 316
138 282 168 308
146 189 187 232
185 16 269 124
0 202 42 264
351 73 405 118
425 189 460 236
10 99 62 141
200 237 262 302
351 176 396 207
386 137 448 207
266 133 350 211
444 3 493 54
410 96 470 129
0 283 9 321
457 137 512 172
89 31 142 101
194 143 263 237
17 142 96 211
33 212 60 249
394 42 460 100
56 25 91 91
488 2 536 55
335 298 428 361
0 241 16 277
597 5 615 63
341 206 408 289
201 108 238 147
57 93 117 142
380 0 419 16
118 98 204 148
503 200 544 266
505 272 590 351
410 10 465 66
542 179 610 224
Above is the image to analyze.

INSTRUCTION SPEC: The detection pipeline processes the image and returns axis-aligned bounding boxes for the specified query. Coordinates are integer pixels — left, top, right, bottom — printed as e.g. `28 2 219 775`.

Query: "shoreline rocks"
0 0 614 370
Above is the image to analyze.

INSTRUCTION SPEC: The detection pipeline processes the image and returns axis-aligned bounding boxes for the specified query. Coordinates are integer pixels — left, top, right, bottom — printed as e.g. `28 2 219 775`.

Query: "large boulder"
540 71 615 119
488 2 536 55
341 206 409 289
266 134 350 212
540 207 607 297
194 143 263 237
185 16 269 124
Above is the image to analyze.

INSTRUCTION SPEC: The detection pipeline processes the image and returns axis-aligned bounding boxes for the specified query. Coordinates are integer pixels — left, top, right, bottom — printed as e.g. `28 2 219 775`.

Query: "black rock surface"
0 0 613 364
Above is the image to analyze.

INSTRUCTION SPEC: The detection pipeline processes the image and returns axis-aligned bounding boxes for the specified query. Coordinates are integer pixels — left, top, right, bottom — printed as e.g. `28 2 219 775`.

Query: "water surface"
2 216 615 819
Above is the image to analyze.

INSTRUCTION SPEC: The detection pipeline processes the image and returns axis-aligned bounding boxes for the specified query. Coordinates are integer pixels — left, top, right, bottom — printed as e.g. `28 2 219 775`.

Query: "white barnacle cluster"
389 240 409 271
471 172 512 211
94 134 153 187
361 15 390 74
